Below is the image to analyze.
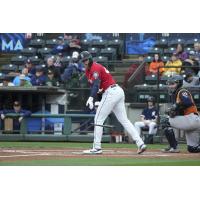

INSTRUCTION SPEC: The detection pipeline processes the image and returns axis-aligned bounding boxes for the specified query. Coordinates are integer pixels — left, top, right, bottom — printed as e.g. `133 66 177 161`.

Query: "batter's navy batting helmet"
80 51 92 62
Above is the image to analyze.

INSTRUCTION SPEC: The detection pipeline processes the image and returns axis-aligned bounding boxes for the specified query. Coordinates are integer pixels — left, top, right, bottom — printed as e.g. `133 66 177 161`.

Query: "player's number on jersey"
104 67 110 74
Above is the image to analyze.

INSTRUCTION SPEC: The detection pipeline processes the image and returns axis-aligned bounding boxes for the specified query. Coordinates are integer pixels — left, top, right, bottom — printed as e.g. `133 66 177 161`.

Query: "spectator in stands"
54 53 65 73
13 68 31 86
46 57 61 81
134 96 158 144
0 101 31 134
31 66 47 86
46 69 59 87
183 51 200 75
193 42 200 62
61 51 84 87
122 56 144 89
25 59 36 76
147 54 164 75
163 54 182 76
64 34 81 54
183 70 200 87
0 76 14 86
174 44 188 61
18 74 32 87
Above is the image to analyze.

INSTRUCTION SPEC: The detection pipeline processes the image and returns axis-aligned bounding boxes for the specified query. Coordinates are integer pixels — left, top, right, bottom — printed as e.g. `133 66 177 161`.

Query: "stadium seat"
185 38 199 47
21 47 37 57
154 38 168 48
92 39 107 49
45 39 59 48
145 75 158 85
81 39 92 50
61 56 71 65
164 47 176 55
11 55 27 65
161 55 170 63
168 38 185 47
29 38 45 48
38 47 52 58
88 47 100 57
93 56 108 63
148 47 162 55
100 47 117 60
108 39 123 59
1 64 18 74
29 56 42 65
144 56 153 63
44 55 57 62
185 47 194 54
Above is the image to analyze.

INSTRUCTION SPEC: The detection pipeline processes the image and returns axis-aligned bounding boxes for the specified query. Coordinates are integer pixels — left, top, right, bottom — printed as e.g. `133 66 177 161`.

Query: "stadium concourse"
0 33 200 147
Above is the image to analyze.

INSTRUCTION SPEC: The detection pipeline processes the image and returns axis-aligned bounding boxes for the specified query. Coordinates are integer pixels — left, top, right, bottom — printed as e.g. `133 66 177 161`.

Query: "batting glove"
86 97 94 110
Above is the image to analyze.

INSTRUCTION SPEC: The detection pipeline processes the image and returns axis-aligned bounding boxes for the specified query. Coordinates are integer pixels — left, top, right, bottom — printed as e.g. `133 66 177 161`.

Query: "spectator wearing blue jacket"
62 51 84 82
13 68 31 86
31 66 47 86
0 101 31 133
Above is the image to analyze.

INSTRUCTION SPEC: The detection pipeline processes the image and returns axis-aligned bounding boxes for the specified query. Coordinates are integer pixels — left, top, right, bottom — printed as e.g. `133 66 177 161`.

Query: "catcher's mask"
166 75 183 95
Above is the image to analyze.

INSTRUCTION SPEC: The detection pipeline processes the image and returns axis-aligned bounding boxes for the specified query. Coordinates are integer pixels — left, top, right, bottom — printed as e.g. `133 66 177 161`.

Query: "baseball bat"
90 123 115 129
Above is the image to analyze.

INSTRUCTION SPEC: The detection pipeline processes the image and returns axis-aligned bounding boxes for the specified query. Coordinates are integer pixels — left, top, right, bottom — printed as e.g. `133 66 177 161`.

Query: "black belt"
110 84 117 88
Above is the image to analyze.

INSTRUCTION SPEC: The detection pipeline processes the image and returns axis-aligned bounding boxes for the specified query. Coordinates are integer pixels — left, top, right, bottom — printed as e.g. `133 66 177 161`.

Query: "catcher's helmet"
80 51 92 62
166 75 183 95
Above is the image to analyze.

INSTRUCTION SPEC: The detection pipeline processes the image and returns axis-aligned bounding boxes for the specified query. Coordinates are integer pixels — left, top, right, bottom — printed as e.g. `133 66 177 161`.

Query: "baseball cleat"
137 144 147 154
83 148 102 155
161 147 180 153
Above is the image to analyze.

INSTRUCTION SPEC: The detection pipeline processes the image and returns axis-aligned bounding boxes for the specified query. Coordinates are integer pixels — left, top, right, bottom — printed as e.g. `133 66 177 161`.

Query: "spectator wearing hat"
46 57 61 81
25 59 36 76
1 101 31 134
134 96 158 144
193 42 200 62
13 68 31 86
31 66 47 86
0 76 14 86
183 51 200 75
46 70 59 87
163 54 182 76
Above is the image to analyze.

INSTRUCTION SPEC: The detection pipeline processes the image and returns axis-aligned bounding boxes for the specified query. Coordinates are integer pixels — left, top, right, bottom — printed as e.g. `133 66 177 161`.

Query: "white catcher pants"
93 85 144 149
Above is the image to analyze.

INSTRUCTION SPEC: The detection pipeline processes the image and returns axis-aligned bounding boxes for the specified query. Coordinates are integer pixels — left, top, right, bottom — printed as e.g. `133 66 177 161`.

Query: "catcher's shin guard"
164 127 178 149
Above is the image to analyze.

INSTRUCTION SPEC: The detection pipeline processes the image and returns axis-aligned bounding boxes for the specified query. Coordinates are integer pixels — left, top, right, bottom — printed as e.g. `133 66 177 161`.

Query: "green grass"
0 142 198 166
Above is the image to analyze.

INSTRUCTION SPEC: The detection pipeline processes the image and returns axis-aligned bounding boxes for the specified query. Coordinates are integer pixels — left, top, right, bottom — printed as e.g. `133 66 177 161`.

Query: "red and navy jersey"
85 62 116 97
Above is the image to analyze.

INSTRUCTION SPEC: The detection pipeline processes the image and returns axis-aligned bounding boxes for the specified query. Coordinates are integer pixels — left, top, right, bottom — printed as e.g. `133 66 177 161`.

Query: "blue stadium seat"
161 55 170 63
154 38 168 48
185 47 195 54
81 39 92 50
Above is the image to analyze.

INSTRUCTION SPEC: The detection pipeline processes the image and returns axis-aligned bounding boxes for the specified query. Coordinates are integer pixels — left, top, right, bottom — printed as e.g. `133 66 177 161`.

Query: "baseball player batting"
162 75 200 153
80 51 147 155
